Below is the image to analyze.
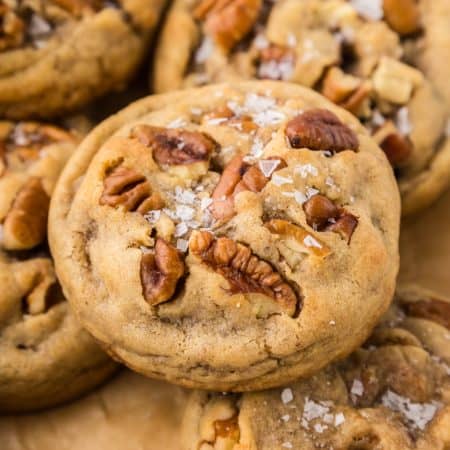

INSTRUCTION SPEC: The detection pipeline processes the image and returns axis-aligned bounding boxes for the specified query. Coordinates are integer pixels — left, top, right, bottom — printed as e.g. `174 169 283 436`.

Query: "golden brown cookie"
182 285 450 450
49 81 400 391
0 0 167 119
0 120 116 413
153 0 450 216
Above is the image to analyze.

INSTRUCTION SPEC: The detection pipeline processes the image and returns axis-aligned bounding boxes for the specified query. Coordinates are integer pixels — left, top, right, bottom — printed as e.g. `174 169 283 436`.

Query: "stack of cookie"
0 1 449 449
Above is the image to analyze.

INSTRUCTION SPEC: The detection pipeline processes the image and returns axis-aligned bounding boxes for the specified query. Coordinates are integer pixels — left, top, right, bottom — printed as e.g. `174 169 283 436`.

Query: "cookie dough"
0 120 116 412
0 0 167 119
49 81 400 391
153 0 450 216
183 285 450 450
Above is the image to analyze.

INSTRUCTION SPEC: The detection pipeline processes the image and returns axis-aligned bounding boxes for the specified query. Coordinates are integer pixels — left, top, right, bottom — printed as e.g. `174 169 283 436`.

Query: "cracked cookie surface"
49 81 400 391
183 285 450 450
153 0 450 216
0 0 167 119
0 119 116 413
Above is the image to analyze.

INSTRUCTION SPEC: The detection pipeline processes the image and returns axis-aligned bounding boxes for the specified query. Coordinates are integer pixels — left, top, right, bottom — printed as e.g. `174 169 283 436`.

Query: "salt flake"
281 388 294 404
351 379 364 396
258 159 281 177
350 0 384 21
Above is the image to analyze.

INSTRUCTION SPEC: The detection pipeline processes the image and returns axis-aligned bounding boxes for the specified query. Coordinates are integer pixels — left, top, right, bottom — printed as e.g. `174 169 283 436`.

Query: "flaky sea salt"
282 443 293 449
281 388 294 404
200 197 213 211
167 117 187 129
304 235 322 249
175 222 189 237
294 190 308 204
176 239 189 252
175 205 195 221
396 107 412 136
195 36 214 64
258 60 294 81
206 117 228 126
302 398 330 422
351 379 364 396
272 174 293 186
253 33 269 49
350 0 384 21
314 423 328 433
253 109 286 127
174 186 196 205
281 414 291 422
259 159 281 177
381 390 439 430
306 187 320 198
295 163 318 178
334 412 345 426
144 210 161 223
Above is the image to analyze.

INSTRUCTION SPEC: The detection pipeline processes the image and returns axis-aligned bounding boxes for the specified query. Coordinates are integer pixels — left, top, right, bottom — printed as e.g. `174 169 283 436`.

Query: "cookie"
0 0 167 119
182 285 450 450
153 0 450 216
0 120 116 412
49 81 400 391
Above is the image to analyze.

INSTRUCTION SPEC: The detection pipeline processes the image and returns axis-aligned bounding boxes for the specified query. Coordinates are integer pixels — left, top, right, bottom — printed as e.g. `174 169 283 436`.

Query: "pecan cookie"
153 0 450 216
49 81 400 391
0 0 166 119
0 120 116 412
182 285 450 450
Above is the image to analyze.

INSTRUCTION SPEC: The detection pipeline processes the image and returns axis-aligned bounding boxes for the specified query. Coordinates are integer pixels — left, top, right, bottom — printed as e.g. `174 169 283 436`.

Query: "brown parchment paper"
1 188 449 450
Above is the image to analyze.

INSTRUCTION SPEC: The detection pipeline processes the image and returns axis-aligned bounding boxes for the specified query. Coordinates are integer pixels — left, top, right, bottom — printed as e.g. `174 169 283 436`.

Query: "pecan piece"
140 239 185 306
203 106 257 133
0 3 25 51
210 155 285 221
303 194 358 243
2 177 49 250
189 231 298 315
372 121 412 167
194 0 262 52
383 0 421 36
0 141 6 177
214 415 240 443
131 125 217 167
285 109 359 153
265 219 330 257
53 0 105 16
100 166 164 214
400 298 450 330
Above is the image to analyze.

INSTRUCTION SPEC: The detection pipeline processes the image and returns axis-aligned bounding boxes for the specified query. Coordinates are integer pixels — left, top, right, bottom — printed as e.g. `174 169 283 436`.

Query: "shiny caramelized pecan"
285 109 359 153
140 238 185 306
210 155 286 221
2 177 49 250
303 194 358 243
100 166 164 214
0 3 25 51
189 231 298 315
194 0 262 52
400 298 450 329
373 121 412 167
265 219 331 257
383 0 421 36
131 125 217 167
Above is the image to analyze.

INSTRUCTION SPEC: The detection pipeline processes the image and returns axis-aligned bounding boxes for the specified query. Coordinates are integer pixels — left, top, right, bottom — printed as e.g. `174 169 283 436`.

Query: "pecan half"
285 109 359 153
265 219 330 257
0 3 25 51
303 194 358 243
189 231 298 315
131 125 217 167
100 166 164 214
400 298 450 330
210 155 285 221
194 0 262 52
383 0 421 36
2 177 49 250
140 239 185 306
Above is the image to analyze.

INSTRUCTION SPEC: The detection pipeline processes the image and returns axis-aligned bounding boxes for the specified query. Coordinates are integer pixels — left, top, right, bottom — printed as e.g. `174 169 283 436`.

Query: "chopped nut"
131 125 217 166
303 194 358 243
189 231 298 315
210 155 285 221
372 121 412 167
383 0 421 36
100 166 164 214
203 106 257 133
372 57 423 105
400 298 450 329
140 238 185 306
0 3 25 51
2 177 49 250
194 0 262 52
265 219 330 257
52 0 106 16
214 415 240 443
285 109 359 153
